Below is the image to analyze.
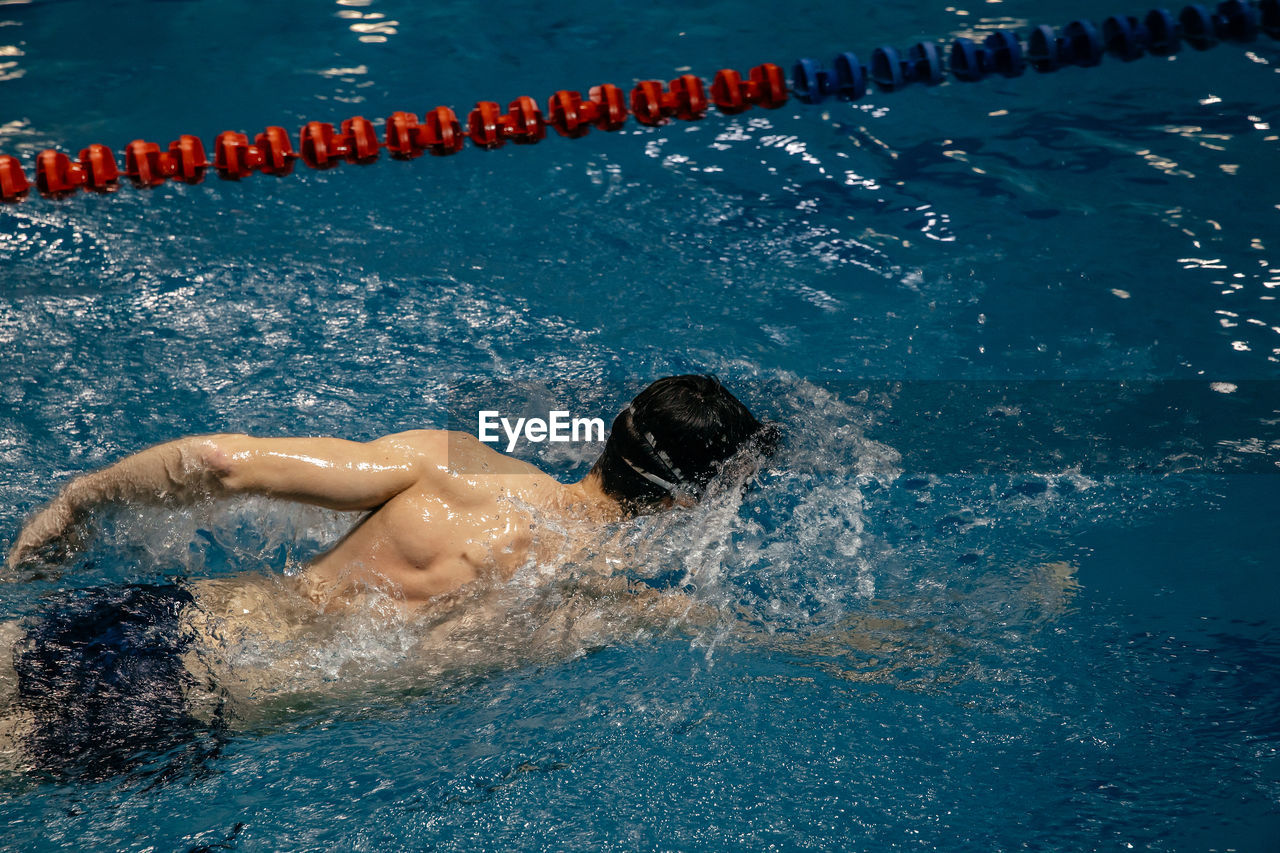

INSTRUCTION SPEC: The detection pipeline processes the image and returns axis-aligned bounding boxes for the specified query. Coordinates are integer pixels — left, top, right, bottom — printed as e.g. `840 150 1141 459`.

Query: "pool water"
1 0 1278 849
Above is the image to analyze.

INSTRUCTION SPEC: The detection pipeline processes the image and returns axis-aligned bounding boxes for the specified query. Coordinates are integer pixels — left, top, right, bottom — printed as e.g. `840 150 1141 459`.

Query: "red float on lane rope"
467 101 505 149
507 96 546 144
0 57 797 202
670 74 709 121
256 126 296 176
0 154 29 202
168 135 210 184
630 80 671 125
548 91 592 138
341 116 380 163
422 106 465 156
214 131 263 180
712 63 789 114
750 63 789 108
711 69 749 114
386 111 424 159
79 144 119 190
125 140 175 187
299 122 348 169
589 84 629 131
36 150 86 196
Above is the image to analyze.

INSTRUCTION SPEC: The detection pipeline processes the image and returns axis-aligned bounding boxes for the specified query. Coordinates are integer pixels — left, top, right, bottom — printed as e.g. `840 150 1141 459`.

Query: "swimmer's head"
590 375 778 513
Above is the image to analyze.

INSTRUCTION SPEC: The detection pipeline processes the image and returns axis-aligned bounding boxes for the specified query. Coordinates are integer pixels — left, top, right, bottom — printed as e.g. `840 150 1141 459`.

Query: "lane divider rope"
0 1 1275 203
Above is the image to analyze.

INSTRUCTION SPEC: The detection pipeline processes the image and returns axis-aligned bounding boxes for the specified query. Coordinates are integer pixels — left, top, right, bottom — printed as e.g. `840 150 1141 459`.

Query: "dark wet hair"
590 375 776 513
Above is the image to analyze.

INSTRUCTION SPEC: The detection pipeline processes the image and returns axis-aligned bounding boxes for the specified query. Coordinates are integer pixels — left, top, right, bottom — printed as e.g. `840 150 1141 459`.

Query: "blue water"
1 0 1279 849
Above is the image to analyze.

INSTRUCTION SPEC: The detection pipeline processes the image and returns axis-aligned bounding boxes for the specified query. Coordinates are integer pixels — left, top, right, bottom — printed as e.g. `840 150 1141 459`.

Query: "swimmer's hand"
6 434 230 574
5 493 89 575
569 573 719 629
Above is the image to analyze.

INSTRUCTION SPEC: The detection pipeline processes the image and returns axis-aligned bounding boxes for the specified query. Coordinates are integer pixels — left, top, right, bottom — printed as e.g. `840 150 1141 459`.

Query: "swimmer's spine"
1 0 1276 202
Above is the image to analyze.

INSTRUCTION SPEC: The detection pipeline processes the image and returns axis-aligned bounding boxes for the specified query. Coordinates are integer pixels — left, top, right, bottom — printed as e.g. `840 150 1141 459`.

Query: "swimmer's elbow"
192 433 249 493
66 433 246 507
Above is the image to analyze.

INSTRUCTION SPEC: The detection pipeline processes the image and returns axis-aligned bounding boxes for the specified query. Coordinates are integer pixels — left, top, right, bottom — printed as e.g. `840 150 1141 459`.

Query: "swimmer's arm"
197 431 443 510
6 436 209 568
570 573 719 629
6 430 443 568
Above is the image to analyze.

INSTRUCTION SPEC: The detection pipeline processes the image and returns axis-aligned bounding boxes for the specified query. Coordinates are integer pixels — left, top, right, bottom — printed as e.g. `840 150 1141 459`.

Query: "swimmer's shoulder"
372 428 452 459
379 429 547 482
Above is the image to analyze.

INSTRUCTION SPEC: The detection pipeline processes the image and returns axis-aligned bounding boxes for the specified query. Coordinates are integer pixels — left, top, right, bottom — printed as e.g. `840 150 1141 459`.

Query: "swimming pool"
1 0 1278 848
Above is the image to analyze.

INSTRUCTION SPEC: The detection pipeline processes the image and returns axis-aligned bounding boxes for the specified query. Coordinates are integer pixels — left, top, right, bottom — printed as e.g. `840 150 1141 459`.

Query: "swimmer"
0 375 775 777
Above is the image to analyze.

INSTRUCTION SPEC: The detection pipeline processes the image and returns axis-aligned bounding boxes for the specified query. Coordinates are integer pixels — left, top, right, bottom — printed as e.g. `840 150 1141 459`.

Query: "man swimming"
1 375 773 777
7 375 771 596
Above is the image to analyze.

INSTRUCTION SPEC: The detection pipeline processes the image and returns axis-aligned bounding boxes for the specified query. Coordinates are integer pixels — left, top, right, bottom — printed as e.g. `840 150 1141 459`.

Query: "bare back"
7 427 622 614
300 431 612 605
